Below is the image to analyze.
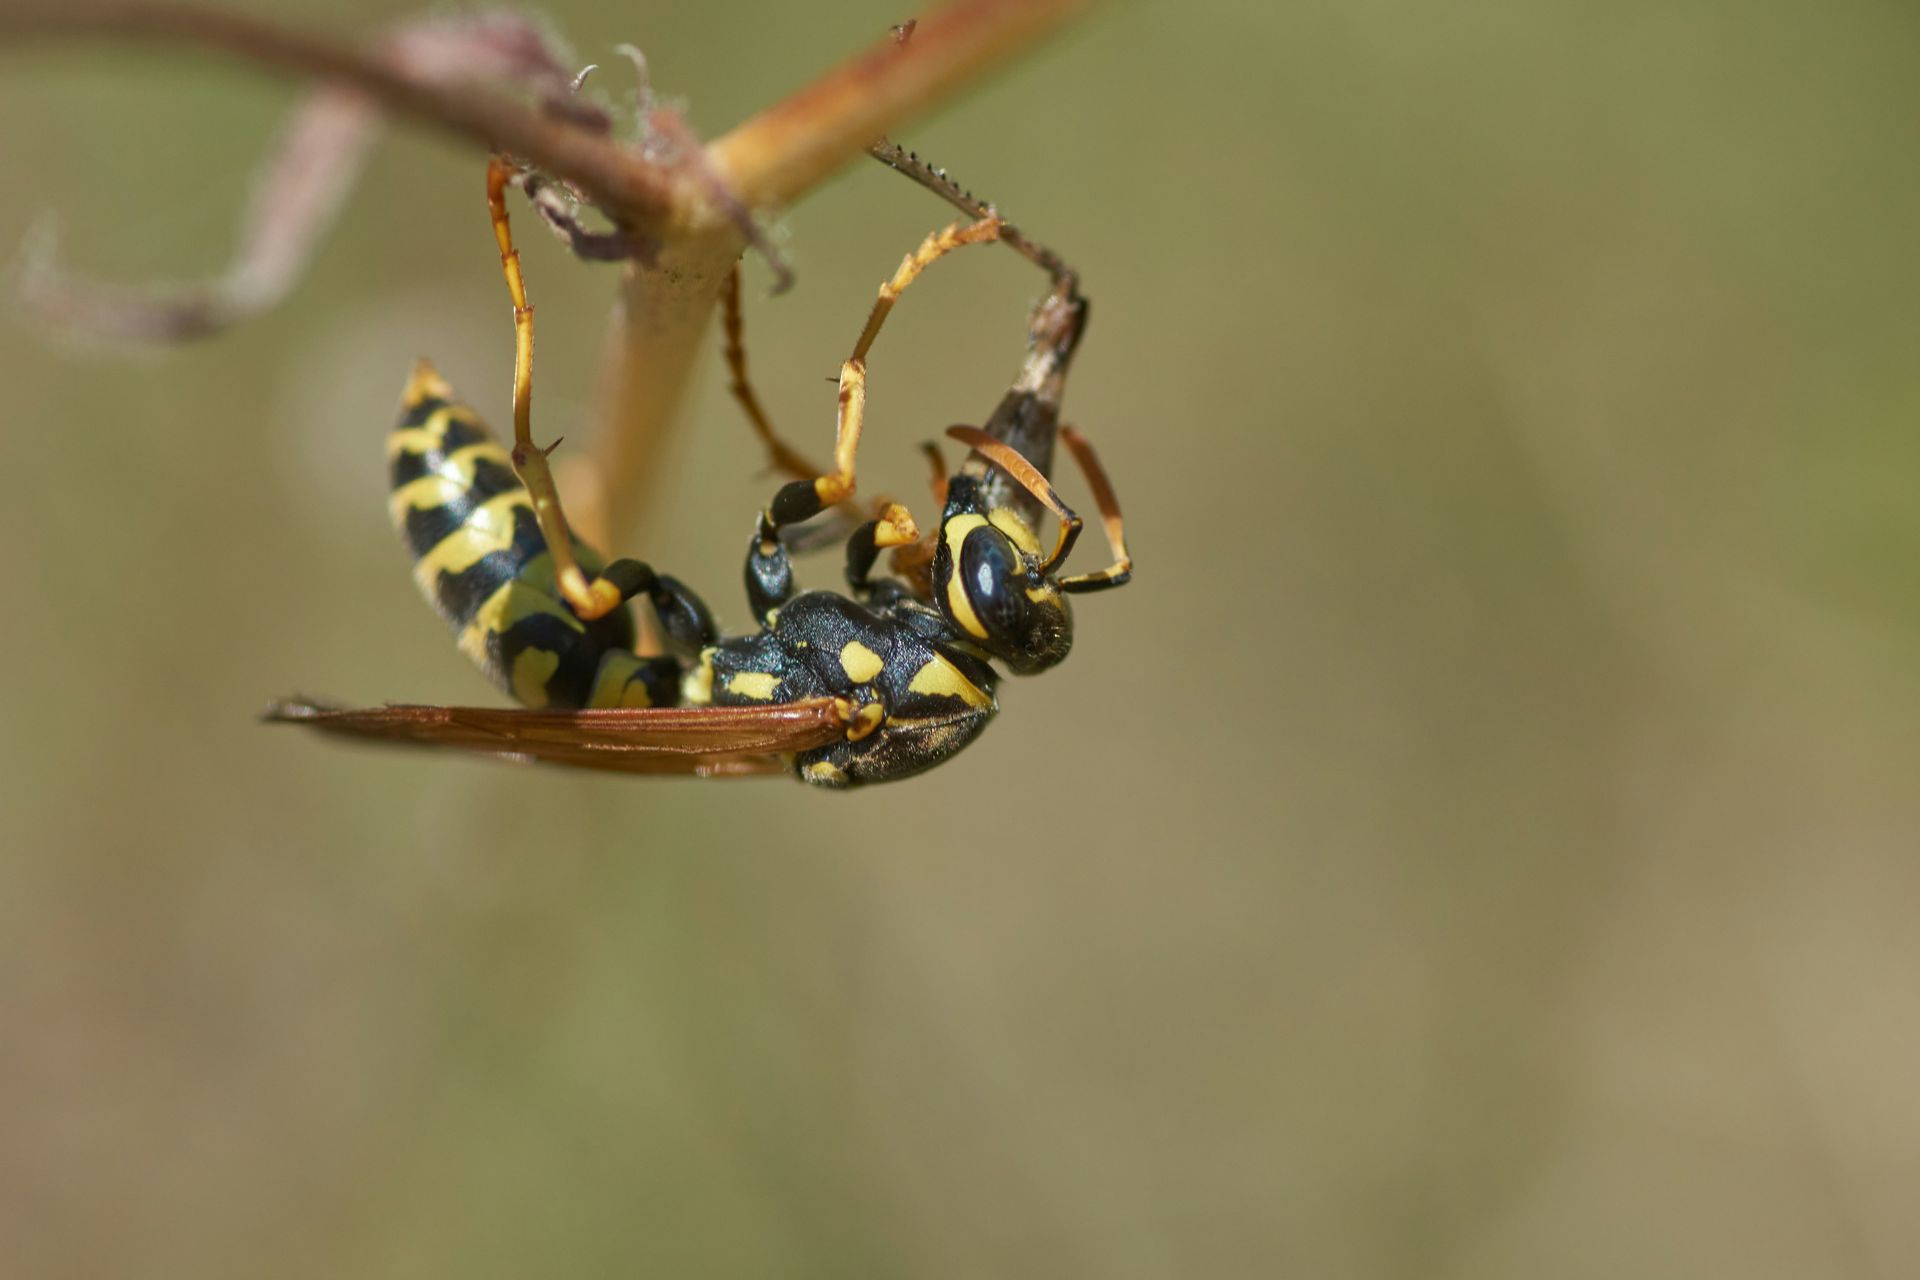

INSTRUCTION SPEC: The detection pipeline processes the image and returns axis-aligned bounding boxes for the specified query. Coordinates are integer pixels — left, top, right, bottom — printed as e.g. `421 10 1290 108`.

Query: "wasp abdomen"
387 361 670 710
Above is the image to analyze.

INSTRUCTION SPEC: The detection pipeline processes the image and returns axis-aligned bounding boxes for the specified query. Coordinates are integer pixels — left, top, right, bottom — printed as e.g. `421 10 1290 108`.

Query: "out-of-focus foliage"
4 1 1918 1276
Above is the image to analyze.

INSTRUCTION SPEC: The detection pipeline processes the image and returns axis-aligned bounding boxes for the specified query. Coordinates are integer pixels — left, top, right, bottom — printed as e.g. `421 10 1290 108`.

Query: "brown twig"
587 0 1098 542
708 0 1095 210
1 0 1101 546
0 1 692 231
21 88 379 340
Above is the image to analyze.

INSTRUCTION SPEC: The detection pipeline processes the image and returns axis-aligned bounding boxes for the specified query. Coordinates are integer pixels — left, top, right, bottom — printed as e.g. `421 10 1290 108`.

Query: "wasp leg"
1053 425 1134 592
721 264 823 483
744 513 795 625
486 155 631 623
875 442 946 598
844 501 921 597
599 559 719 655
763 217 1002 537
868 140 1078 291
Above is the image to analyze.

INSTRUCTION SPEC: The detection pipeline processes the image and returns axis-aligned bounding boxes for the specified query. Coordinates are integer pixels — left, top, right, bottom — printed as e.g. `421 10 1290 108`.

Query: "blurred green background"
6 1 1920 1275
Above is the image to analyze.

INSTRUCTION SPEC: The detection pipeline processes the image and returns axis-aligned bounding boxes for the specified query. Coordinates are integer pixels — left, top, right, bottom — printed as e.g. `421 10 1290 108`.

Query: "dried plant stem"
709 0 1094 210
1 0 1100 544
0 2 692 232
585 0 1096 542
573 229 744 548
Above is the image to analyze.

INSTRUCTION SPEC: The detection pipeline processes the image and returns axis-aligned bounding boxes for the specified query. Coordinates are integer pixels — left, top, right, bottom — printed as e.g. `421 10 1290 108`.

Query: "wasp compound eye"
954 526 1072 674
961 527 1029 637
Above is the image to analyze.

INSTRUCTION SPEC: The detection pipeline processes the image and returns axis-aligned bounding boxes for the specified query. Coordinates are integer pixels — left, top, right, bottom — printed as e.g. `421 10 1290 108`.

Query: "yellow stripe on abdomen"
411 490 533 594
388 362 639 709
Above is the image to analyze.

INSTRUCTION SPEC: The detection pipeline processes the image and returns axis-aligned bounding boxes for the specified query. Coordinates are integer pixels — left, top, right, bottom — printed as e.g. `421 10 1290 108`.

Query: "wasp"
271 154 1131 787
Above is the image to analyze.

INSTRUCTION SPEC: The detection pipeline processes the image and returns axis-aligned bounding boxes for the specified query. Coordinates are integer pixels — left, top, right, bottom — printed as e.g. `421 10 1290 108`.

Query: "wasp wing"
265 697 847 778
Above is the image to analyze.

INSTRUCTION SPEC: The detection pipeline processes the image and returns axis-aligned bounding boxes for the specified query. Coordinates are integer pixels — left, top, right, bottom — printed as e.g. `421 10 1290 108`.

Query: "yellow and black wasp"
271 153 1131 787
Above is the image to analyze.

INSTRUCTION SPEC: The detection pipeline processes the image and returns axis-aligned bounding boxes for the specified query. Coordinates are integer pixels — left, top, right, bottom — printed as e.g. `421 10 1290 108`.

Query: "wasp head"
929 474 1075 674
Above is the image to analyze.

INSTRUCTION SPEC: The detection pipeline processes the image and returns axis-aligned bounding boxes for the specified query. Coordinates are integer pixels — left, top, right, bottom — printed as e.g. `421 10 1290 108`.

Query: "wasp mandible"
271 154 1131 787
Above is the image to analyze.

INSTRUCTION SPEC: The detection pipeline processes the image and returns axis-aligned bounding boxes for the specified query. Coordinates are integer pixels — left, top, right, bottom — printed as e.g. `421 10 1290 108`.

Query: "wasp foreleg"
843 502 920 596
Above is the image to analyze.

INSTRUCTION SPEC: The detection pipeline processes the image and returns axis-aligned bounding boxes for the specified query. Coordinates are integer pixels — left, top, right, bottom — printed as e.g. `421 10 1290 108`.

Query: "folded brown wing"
265 698 847 777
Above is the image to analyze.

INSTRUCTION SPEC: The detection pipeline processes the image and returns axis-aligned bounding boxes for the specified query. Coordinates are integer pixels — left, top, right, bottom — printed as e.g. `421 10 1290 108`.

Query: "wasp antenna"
945 425 1083 573
1055 426 1132 593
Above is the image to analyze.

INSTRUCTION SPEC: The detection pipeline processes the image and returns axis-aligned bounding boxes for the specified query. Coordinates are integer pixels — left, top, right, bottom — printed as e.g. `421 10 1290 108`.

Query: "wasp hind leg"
486 155 636 624
595 559 719 653
570 557 721 708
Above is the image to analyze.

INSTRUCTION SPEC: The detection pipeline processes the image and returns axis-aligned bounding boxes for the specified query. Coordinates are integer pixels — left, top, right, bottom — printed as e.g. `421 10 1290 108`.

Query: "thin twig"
0 1 692 231
708 0 1095 211
22 88 378 340
2 0 1103 548
590 0 1100 543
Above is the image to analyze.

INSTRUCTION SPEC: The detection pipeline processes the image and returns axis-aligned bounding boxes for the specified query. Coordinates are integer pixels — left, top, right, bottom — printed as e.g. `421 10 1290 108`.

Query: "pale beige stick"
0 1 694 230
3 0 1103 551
707 0 1095 210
